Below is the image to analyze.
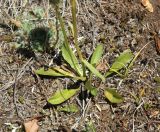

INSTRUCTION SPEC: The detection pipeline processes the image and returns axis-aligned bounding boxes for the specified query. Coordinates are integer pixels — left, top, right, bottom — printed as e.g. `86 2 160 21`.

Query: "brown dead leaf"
155 35 160 54
141 0 154 12
139 88 145 97
96 61 108 72
10 18 22 28
24 119 39 132
58 126 72 132
0 34 15 42
1 9 22 28
150 110 159 118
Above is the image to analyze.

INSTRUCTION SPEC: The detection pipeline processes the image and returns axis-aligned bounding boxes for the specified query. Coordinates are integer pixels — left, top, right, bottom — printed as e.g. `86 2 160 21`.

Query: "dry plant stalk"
141 0 154 12
2 9 22 28
155 35 160 53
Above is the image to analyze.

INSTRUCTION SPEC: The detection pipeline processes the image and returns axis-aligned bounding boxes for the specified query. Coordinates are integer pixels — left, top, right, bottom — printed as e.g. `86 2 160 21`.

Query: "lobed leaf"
48 88 79 105
106 49 133 77
104 88 123 103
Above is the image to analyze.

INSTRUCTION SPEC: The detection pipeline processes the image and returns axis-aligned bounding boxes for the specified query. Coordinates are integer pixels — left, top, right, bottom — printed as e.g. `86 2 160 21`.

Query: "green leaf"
85 121 96 132
48 88 79 105
50 0 60 5
21 21 35 34
35 67 65 76
68 21 74 37
85 81 98 96
90 45 103 65
154 77 160 84
32 6 45 19
90 87 98 96
104 88 123 103
35 67 86 81
54 67 86 80
57 104 79 113
156 87 160 93
106 49 133 77
53 67 75 77
82 59 105 82
61 45 83 76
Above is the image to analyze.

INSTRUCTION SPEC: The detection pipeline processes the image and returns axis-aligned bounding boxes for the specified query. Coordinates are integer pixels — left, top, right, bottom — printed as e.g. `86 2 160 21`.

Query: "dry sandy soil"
0 0 160 131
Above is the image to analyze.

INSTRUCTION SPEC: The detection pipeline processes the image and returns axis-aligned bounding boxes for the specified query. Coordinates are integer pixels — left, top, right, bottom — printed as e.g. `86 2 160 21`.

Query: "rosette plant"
35 0 134 109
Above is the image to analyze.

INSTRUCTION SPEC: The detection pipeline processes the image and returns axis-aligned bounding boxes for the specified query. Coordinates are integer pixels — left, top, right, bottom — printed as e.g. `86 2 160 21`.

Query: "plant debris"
155 35 160 54
141 0 154 12
24 119 39 132
0 0 160 131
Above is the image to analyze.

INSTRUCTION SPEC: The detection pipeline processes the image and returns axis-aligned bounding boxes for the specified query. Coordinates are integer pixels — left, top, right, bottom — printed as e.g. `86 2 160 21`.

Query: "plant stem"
70 0 86 76
125 41 152 76
54 4 83 76
70 0 83 61
54 5 69 48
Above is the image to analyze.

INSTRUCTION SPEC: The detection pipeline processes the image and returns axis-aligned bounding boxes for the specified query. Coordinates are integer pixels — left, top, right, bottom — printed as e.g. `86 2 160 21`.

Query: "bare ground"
0 0 160 131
